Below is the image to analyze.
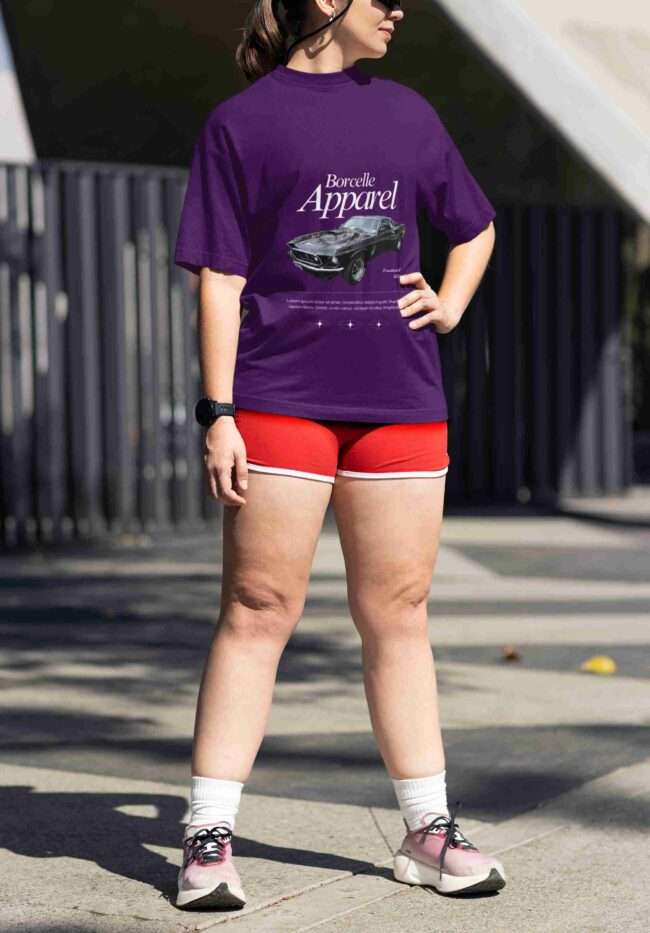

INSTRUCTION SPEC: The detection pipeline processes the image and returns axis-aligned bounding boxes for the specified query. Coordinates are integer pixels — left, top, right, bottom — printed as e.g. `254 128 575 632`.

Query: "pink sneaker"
393 800 507 895
176 822 247 910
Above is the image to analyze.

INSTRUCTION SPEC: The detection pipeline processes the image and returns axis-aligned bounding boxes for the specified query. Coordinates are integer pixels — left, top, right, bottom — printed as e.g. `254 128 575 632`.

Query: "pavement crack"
294 887 408 932
368 806 394 855
69 903 165 924
491 822 569 856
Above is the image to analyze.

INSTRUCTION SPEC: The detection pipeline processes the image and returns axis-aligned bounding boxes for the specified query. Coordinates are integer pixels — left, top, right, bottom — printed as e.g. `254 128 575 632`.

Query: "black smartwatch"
194 398 236 427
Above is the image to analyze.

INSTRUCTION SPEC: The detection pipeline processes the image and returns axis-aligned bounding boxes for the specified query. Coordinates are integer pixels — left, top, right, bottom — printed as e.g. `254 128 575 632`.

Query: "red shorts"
233 408 449 485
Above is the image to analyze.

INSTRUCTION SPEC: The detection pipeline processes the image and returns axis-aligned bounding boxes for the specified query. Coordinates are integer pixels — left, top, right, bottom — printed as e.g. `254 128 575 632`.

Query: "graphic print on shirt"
268 169 416 355
287 214 405 285
285 172 406 285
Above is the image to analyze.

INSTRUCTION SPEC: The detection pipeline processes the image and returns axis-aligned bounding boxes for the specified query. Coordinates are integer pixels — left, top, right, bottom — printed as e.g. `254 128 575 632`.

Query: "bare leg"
192 472 332 780
331 474 447 779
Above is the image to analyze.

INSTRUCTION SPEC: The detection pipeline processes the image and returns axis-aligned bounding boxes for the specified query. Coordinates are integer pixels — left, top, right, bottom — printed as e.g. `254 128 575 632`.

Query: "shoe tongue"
414 811 449 830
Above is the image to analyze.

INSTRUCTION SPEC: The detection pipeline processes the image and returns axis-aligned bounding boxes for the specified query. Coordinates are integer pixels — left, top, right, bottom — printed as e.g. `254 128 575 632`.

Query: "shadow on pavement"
0 783 395 903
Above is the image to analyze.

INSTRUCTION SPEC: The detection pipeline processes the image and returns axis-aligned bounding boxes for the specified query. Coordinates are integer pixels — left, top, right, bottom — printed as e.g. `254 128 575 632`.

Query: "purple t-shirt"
174 63 495 423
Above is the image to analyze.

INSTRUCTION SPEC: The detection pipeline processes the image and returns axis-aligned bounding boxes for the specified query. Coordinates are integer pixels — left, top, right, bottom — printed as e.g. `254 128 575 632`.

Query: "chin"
360 42 389 60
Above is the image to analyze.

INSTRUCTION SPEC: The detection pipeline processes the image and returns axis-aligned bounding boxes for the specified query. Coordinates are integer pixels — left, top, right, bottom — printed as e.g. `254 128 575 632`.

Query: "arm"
397 222 495 334
411 96 497 331
437 221 496 330
197 267 250 506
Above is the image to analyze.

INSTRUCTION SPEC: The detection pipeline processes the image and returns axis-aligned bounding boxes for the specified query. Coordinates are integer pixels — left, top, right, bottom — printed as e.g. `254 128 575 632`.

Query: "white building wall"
0 7 34 163
433 0 650 222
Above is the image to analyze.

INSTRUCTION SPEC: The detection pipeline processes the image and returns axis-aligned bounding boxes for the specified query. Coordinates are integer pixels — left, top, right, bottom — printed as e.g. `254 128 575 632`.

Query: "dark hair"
235 1 311 83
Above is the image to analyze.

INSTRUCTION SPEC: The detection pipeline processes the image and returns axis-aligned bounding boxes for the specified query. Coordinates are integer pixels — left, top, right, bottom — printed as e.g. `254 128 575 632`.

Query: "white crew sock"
391 769 449 831
186 775 244 837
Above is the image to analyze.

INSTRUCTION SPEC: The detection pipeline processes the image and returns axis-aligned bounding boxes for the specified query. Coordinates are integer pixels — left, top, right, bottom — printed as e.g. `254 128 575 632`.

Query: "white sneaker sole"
176 880 247 910
393 849 507 895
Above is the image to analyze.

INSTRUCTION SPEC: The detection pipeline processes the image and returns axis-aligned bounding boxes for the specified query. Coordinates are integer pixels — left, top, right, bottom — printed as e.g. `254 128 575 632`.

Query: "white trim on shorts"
247 462 335 484
335 467 449 479
246 462 448 482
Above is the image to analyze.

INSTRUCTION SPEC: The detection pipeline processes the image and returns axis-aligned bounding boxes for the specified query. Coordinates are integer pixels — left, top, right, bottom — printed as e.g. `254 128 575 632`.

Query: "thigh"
220 471 332 618
219 411 334 619
331 474 446 617
333 420 448 610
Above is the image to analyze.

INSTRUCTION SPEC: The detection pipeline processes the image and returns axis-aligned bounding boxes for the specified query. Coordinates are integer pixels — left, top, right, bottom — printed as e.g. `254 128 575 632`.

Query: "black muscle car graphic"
287 215 405 284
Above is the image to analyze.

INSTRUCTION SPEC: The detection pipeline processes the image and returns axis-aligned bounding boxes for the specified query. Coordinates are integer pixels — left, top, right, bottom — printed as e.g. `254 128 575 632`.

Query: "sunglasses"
285 1 403 63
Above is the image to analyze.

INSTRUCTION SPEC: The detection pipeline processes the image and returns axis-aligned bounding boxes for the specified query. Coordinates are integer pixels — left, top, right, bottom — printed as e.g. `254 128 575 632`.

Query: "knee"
350 570 431 640
220 577 303 642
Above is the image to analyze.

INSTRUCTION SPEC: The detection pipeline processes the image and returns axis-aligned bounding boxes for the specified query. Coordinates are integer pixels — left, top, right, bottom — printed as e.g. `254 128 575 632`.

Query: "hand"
397 272 459 335
203 417 249 507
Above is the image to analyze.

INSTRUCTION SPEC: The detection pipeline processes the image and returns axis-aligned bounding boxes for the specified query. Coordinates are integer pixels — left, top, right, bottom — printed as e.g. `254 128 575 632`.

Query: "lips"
379 28 393 37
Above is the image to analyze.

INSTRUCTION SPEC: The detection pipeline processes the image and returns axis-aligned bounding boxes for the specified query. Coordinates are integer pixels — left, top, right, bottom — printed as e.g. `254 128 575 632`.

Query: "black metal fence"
425 204 636 506
0 159 635 547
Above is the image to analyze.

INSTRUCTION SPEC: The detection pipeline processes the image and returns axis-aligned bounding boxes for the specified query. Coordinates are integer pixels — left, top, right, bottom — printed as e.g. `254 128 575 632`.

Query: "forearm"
436 222 495 327
197 268 247 406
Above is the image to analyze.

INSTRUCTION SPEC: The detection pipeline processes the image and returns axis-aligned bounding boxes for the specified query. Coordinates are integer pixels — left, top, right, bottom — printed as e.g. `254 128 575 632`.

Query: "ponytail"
235 0 305 83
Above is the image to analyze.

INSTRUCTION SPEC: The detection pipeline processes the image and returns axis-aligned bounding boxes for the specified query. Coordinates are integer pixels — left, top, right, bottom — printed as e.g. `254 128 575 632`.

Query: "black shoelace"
184 824 233 866
415 800 478 879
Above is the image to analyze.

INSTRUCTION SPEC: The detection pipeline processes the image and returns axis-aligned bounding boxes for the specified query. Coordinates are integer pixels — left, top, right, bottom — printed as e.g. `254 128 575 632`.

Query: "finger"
207 469 219 501
397 290 420 311
399 271 426 285
205 455 223 501
408 311 437 330
399 296 424 317
234 452 249 491
398 286 438 310
400 296 438 318
217 464 247 505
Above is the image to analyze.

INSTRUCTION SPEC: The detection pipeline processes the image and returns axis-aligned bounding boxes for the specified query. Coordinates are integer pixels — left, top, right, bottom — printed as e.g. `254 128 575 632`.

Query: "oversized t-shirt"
174 62 496 423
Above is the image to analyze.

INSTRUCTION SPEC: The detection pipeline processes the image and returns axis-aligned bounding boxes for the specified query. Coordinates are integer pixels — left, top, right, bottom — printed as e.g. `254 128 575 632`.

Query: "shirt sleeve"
416 104 496 247
174 109 250 277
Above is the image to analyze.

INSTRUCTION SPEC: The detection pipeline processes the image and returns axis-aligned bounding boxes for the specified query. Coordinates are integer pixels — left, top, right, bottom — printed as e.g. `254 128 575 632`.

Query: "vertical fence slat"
512 204 527 502
442 328 463 501
99 171 135 532
32 165 68 542
0 165 16 545
133 174 163 530
529 204 552 498
599 209 624 493
165 174 202 527
465 283 489 497
44 166 69 540
490 205 517 500
556 207 578 497
63 168 105 537
621 213 638 488
153 174 174 530
1 166 33 545
576 209 600 494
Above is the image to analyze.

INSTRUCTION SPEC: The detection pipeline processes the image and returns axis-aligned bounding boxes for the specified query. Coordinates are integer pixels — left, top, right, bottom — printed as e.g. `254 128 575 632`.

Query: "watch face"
195 398 216 426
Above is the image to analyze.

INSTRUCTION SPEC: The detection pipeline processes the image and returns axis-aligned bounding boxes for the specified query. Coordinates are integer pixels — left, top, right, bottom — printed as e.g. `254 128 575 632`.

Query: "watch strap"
194 398 236 426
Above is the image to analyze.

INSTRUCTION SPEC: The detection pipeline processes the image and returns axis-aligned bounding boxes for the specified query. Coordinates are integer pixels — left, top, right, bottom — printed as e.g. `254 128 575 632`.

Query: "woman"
173 0 504 911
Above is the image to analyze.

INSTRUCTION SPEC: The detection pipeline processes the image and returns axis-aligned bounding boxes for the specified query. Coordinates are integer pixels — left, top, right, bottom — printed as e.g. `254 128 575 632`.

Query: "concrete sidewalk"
1 498 649 931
